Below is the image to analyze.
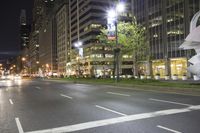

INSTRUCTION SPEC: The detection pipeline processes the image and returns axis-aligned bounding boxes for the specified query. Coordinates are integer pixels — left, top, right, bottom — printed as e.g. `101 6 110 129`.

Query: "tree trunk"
146 59 152 76
132 52 138 77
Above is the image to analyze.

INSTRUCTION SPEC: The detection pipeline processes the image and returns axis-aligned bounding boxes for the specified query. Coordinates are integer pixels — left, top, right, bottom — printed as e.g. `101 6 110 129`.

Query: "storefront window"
170 58 187 77
152 60 165 77
138 62 147 75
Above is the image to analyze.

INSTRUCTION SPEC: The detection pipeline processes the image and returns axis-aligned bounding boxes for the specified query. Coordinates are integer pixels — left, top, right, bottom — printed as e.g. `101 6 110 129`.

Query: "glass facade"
170 58 187 77
132 0 200 78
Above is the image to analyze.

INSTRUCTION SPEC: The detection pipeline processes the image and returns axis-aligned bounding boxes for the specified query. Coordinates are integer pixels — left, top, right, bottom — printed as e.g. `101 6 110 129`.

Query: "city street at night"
1 79 200 133
1 0 200 132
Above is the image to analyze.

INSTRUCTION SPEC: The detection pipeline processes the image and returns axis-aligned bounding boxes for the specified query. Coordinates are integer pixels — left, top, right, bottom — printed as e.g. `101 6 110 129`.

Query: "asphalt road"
0 79 200 133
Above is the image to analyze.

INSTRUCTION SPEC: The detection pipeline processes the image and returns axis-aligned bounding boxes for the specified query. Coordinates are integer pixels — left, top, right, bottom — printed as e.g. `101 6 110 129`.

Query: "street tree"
97 17 149 77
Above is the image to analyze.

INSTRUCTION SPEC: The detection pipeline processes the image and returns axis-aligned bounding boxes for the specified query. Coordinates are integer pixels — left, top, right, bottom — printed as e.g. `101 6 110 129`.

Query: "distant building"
56 3 69 75
18 9 31 73
29 0 45 74
20 9 30 50
31 0 68 75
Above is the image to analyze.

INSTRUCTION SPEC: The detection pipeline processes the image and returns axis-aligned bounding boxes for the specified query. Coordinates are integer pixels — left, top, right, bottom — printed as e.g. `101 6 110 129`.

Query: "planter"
147 76 151 79
155 75 160 80
165 76 170 80
140 75 145 79
172 75 178 80
194 75 200 81
182 76 187 80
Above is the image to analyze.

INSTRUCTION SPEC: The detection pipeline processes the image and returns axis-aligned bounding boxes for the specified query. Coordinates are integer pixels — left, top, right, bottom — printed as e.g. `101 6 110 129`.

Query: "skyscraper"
20 9 30 50
132 0 200 78
29 0 45 74
67 0 132 77
56 3 69 75
19 9 31 73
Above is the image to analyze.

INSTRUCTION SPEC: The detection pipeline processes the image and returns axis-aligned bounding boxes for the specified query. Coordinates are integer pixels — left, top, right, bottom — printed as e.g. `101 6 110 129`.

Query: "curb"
44 79 200 96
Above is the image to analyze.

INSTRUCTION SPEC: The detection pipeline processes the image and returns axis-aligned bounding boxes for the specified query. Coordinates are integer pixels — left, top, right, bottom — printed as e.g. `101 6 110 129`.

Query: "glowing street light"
46 64 49 68
74 41 83 77
107 9 117 18
22 57 26 61
74 41 83 57
116 2 125 13
107 2 125 82
74 41 82 48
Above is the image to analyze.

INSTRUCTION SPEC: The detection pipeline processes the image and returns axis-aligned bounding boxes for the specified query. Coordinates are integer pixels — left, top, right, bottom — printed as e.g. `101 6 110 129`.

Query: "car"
14 75 22 80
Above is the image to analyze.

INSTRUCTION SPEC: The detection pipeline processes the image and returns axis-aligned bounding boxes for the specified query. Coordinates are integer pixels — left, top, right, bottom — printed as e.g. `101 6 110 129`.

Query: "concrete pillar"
164 58 171 76
146 60 152 76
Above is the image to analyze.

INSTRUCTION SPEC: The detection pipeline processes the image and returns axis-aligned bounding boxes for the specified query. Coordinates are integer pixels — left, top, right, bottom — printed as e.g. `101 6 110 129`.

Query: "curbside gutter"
43 78 200 96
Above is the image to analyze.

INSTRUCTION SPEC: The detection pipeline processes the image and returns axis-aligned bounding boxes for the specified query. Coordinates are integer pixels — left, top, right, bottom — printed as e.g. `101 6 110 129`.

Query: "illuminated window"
170 58 187 77
90 24 101 29
105 54 113 58
167 30 183 35
153 34 158 38
167 18 173 22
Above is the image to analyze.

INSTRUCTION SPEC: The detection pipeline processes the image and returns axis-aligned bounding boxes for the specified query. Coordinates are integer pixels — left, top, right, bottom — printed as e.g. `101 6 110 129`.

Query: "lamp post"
74 41 83 77
74 41 83 57
107 2 125 82
21 57 26 75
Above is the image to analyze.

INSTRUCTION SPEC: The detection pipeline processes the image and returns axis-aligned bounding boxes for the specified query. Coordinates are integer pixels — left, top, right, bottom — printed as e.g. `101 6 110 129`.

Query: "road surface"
0 79 200 133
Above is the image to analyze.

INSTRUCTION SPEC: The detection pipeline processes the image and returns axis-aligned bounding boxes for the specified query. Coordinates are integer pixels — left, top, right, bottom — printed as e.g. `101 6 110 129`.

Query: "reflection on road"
0 79 22 87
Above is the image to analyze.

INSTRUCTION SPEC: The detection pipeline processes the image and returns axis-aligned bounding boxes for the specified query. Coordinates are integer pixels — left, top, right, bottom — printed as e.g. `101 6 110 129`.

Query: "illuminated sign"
107 17 116 40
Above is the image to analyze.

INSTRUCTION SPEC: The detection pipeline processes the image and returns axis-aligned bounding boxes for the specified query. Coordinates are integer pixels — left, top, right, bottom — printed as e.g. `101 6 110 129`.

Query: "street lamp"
74 41 83 77
74 41 83 57
21 57 26 61
107 2 125 82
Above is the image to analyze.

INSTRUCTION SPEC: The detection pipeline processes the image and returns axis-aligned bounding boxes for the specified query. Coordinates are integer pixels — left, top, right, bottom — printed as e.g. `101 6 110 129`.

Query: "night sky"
0 0 33 60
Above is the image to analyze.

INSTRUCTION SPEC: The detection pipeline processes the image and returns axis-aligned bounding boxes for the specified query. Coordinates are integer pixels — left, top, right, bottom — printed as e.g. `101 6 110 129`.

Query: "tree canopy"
97 18 149 60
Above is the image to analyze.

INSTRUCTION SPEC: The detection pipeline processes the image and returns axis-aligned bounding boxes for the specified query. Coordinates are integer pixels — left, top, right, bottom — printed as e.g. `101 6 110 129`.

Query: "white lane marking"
157 125 182 133
15 117 24 133
26 105 200 133
35 87 41 90
104 85 200 97
95 105 127 116
149 98 193 106
60 94 72 99
9 99 14 105
107 92 130 97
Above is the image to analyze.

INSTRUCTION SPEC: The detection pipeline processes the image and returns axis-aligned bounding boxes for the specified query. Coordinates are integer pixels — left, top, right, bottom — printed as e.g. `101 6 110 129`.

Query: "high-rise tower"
20 9 30 50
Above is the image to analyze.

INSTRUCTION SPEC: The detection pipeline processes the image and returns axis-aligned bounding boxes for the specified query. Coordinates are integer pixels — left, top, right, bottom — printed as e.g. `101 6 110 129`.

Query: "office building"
20 9 30 50
132 0 200 78
56 3 69 75
19 9 31 73
29 0 46 74
66 0 132 77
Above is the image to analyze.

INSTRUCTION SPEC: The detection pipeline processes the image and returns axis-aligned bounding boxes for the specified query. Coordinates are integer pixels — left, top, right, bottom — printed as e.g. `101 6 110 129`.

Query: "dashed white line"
60 94 72 99
149 98 193 106
15 117 24 133
157 125 182 133
95 105 127 116
26 105 200 133
107 92 130 97
35 87 41 90
9 99 14 105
